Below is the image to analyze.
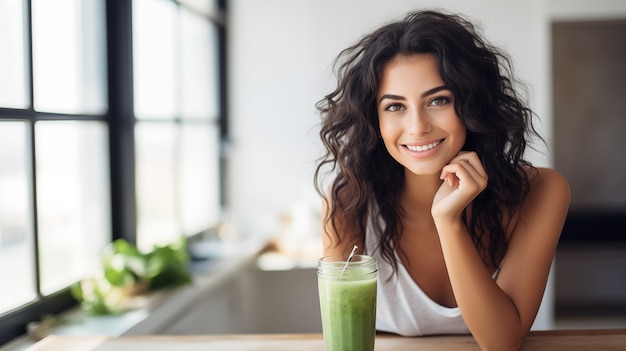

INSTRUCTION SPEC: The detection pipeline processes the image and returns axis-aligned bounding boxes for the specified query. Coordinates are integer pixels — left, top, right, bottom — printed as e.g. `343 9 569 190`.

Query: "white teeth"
406 140 441 152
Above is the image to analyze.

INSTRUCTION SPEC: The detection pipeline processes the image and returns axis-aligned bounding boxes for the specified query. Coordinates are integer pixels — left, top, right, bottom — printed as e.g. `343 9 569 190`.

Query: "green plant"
72 237 192 315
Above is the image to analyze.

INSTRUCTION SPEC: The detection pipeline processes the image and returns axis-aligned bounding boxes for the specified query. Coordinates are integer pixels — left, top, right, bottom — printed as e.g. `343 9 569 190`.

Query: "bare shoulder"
526 167 571 204
516 167 570 241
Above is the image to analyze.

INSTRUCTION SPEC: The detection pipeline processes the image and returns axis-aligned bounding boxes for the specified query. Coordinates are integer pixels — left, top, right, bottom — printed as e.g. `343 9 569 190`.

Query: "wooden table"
26 329 626 350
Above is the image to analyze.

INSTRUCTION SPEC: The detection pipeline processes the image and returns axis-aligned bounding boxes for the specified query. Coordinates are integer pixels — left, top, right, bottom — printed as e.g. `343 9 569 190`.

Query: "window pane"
0 0 29 109
178 0 218 16
133 0 177 119
179 124 221 235
35 121 111 295
0 121 36 313
31 0 107 114
180 8 220 120
135 123 179 251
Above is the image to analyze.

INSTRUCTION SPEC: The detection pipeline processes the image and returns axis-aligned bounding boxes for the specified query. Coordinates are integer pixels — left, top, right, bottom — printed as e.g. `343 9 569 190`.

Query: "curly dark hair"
314 10 542 274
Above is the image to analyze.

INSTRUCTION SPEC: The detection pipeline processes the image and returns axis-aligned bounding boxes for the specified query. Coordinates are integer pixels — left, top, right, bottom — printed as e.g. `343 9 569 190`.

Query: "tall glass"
318 255 377 351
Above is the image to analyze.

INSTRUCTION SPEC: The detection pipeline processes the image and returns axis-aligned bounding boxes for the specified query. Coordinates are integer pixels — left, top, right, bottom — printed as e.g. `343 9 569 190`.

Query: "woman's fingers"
433 152 488 219
445 151 488 178
440 152 488 192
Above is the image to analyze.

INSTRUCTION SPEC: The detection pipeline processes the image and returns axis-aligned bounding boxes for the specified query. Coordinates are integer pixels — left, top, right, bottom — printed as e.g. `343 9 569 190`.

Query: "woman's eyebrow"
378 94 405 104
378 85 451 104
421 85 450 98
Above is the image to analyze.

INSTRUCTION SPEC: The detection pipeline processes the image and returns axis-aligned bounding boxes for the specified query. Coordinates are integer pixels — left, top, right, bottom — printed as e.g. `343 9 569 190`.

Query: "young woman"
314 10 570 351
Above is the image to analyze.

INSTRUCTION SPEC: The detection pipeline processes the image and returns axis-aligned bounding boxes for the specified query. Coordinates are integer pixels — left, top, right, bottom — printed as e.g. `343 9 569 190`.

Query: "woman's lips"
404 139 443 152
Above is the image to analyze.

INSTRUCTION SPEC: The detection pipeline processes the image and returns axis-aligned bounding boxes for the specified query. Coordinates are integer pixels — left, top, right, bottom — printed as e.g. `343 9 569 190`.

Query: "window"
133 0 222 251
0 122 35 314
0 0 226 346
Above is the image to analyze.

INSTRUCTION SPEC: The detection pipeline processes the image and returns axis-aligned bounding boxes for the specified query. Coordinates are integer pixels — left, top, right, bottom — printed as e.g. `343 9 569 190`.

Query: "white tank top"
365 216 471 336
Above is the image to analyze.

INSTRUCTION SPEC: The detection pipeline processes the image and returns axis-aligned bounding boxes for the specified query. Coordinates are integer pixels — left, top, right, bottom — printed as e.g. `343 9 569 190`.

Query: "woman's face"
377 54 466 176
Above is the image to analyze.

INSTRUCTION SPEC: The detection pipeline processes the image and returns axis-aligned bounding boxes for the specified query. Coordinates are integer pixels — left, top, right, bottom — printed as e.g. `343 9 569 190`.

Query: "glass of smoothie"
317 254 377 351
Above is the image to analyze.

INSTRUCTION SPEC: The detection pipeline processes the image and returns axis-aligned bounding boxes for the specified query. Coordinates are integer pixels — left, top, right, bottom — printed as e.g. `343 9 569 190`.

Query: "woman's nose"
407 108 431 135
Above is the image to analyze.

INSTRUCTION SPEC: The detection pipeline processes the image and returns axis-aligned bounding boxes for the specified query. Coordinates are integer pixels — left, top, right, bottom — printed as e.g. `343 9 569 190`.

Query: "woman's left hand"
431 151 488 221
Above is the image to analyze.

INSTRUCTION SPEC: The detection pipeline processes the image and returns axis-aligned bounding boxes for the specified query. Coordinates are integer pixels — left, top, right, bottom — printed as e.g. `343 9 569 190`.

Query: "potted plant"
71 236 192 315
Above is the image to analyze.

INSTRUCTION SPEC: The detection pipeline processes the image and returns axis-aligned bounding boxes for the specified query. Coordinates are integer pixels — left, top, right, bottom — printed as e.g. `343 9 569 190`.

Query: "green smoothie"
318 255 377 351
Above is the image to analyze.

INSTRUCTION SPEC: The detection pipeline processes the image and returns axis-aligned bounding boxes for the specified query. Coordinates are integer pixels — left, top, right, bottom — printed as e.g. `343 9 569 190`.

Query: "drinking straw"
341 245 358 273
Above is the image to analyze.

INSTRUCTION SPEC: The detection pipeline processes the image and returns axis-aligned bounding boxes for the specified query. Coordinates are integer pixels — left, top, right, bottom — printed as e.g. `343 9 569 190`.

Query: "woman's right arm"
321 194 364 258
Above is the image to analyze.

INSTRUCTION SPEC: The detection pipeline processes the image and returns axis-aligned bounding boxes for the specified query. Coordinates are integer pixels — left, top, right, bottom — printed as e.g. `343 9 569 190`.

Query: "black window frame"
0 0 228 346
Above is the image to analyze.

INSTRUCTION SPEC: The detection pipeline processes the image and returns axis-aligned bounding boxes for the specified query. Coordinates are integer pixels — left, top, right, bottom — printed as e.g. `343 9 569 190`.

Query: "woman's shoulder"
520 166 571 221
526 167 570 199
502 167 570 255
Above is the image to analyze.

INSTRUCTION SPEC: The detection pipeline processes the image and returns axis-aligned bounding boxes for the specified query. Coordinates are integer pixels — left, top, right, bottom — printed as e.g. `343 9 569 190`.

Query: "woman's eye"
384 103 403 112
428 96 451 107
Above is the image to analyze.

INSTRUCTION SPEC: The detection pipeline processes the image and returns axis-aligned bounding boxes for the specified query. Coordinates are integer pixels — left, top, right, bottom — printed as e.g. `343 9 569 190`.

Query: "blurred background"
0 0 624 348
227 0 626 331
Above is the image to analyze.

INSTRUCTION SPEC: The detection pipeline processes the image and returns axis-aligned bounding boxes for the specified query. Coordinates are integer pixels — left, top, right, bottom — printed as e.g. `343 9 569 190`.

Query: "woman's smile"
404 138 444 152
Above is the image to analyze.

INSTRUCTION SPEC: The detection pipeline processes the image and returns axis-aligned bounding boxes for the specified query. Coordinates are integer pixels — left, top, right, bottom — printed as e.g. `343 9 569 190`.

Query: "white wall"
227 0 626 331
226 0 626 235
227 0 547 236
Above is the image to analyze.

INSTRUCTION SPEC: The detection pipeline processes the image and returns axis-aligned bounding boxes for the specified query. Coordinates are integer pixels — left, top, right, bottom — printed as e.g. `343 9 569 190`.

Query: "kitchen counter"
1 235 275 351
26 329 626 351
